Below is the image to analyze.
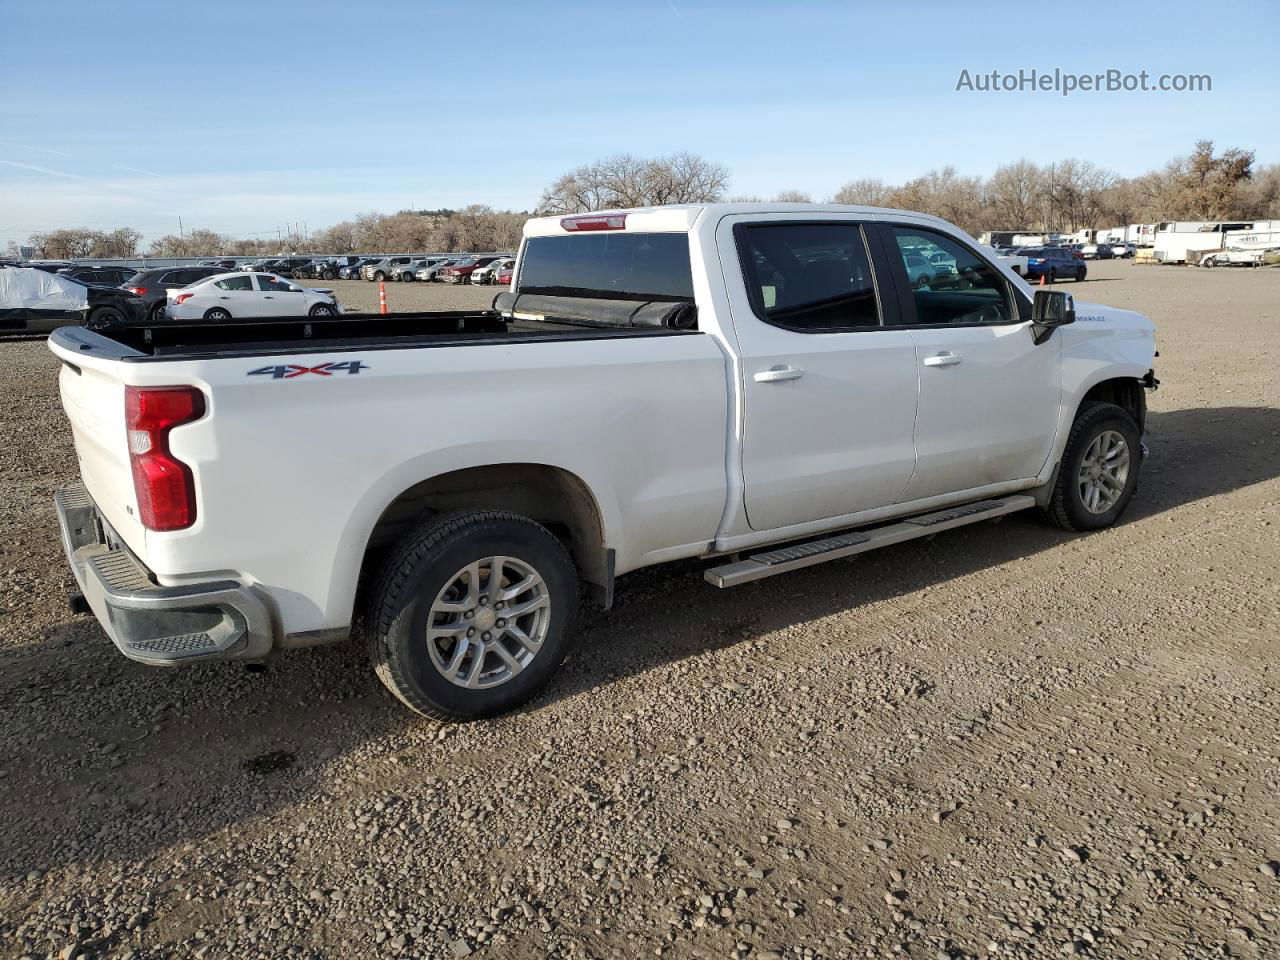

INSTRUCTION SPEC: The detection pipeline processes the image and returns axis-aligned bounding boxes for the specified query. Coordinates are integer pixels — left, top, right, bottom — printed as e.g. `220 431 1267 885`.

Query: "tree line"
19 140 1278 260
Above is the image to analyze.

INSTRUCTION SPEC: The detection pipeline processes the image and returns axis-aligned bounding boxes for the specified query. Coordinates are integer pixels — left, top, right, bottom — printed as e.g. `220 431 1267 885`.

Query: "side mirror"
1031 289 1075 344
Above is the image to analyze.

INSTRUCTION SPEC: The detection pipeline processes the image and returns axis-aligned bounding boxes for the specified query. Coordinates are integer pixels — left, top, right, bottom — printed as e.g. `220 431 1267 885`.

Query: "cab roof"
522 202 954 237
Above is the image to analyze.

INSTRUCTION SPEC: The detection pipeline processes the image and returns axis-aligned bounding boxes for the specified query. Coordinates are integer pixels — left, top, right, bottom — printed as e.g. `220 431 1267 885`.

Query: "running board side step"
704 496 1036 588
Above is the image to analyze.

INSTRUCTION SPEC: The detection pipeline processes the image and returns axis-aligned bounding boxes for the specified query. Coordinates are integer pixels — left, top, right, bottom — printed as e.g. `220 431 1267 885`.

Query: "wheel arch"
353 463 612 618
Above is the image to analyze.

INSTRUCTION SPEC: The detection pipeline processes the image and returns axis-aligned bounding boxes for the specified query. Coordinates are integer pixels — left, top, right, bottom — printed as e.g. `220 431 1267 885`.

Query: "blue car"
1016 247 1086 282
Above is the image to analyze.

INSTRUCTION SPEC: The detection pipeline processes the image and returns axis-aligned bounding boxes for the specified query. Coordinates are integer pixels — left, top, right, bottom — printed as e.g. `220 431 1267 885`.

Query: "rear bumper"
55 485 275 665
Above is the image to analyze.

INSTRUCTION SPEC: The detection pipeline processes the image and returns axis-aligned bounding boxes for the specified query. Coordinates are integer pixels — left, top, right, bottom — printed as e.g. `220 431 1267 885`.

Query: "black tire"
367 511 579 721
87 306 125 329
308 303 336 317
322 270 336 281
1076 266 1087 281
203 308 231 322
1048 268 1057 283
1042 401 1141 532
373 271 386 282
402 273 413 282
148 303 168 324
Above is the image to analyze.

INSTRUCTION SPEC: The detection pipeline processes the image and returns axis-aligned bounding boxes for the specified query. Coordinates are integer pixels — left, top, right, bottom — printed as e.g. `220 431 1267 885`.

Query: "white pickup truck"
51 203 1158 721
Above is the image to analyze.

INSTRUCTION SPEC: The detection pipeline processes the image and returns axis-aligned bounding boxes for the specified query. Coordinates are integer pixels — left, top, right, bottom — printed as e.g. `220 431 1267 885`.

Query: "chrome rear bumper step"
704 496 1036 588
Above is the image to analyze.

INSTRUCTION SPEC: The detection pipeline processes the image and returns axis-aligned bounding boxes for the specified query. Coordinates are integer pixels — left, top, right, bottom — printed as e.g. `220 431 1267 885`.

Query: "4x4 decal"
248 360 369 380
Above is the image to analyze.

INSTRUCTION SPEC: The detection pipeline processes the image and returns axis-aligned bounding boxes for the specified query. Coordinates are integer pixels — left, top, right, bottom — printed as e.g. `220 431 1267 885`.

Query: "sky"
1 0 1277 245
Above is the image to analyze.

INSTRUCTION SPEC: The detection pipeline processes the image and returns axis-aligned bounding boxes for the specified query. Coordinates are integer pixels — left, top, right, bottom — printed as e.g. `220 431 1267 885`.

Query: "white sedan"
166 272 343 321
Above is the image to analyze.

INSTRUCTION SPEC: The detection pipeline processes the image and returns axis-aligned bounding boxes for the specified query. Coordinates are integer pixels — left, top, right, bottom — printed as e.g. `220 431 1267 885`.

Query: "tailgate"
55 354 147 552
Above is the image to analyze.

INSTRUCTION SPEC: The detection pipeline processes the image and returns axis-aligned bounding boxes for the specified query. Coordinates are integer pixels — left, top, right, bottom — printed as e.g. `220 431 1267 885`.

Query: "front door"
721 217 919 531
255 274 306 317
878 223 1062 502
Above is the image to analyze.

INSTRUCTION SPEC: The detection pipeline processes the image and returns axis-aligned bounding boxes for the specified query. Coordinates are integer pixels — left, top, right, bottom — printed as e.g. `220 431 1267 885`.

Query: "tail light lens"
174 292 194 304
561 213 627 231
125 386 205 531
125 285 147 295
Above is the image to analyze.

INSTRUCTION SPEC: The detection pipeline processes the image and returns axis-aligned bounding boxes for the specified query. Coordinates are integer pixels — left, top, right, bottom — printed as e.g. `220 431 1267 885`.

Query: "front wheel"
322 270 336 281
1076 266 1087 281
1042 401 1141 532
1048 268 1058 283
373 271 386 282
308 303 336 317
368 511 579 721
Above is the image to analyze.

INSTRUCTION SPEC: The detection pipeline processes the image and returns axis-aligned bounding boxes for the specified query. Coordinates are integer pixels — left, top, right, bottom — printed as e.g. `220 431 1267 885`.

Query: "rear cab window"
518 233 694 303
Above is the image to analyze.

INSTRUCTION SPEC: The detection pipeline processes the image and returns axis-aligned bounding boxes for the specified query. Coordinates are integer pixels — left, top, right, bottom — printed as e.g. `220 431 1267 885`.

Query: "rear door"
718 215 919 531
876 222 1060 501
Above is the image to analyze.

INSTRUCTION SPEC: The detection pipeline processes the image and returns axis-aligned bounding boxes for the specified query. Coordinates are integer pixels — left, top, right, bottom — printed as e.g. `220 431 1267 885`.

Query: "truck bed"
56 309 700 362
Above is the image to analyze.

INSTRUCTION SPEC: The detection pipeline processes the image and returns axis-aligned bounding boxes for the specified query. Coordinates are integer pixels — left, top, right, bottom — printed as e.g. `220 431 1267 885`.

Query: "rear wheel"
1042 401 1141 532
1076 265 1087 281
203 307 231 322
367 511 579 721
148 303 168 323
1048 268 1058 283
322 270 336 281
87 306 125 329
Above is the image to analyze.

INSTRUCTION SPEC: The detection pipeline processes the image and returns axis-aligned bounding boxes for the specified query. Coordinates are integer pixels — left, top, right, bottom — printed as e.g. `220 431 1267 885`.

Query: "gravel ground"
1 261 1278 960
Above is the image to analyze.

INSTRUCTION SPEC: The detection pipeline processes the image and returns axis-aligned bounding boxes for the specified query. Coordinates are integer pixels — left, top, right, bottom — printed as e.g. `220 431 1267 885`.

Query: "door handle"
923 352 962 367
754 365 804 383
219 296 230 300
262 295 274 299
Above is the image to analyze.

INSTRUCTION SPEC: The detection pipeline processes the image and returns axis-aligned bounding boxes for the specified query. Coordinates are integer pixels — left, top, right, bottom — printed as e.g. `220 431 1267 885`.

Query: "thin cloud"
666 0 682 15
111 164 164 178
0 159 86 180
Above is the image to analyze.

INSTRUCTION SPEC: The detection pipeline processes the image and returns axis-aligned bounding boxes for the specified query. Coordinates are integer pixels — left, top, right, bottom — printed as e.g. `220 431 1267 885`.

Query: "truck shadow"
551 402 1280 702
1 404 1275 881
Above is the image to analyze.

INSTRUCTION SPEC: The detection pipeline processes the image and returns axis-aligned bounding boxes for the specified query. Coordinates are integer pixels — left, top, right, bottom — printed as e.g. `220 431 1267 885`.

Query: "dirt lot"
1 261 1278 960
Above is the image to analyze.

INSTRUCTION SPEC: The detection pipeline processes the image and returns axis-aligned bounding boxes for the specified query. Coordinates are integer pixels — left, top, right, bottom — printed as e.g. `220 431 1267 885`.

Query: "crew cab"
49 203 1157 721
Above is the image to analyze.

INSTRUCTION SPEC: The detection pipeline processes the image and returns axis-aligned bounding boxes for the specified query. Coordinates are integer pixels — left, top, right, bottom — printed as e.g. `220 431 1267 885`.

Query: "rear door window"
519 233 694 302
214 275 253 291
735 222 881 331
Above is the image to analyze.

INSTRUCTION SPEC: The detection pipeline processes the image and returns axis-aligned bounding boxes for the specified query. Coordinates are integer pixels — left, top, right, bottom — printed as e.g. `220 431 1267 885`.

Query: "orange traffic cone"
378 281 388 315
1038 273 1046 286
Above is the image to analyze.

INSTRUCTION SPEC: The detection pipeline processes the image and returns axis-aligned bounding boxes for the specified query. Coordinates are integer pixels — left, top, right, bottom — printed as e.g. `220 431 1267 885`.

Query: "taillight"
125 285 147 295
174 292 194 304
124 386 205 531
561 213 627 231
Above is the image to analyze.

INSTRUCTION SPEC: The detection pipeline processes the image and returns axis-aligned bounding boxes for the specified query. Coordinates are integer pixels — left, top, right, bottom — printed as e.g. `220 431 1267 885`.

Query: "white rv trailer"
1153 221 1254 263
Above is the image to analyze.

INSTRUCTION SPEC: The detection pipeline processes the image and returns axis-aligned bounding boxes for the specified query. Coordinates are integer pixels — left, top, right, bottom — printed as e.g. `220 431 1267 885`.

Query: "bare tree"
986 161 1041 228
773 190 812 203
537 152 729 214
832 178 891 206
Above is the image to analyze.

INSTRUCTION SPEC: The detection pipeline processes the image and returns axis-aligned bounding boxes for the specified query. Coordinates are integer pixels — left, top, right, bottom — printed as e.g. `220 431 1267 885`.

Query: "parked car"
1114 243 1137 258
414 258 461 282
200 259 238 270
471 257 515 285
240 258 282 273
438 255 505 284
21 260 74 273
269 257 315 278
1080 244 1114 260
123 266 229 323
1 267 146 333
291 258 339 281
317 256 363 280
57 265 138 287
390 258 435 282
361 257 413 282
340 258 380 280
49 203 1156 721
166 272 342 320
494 261 514 285
1016 247 1087 282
